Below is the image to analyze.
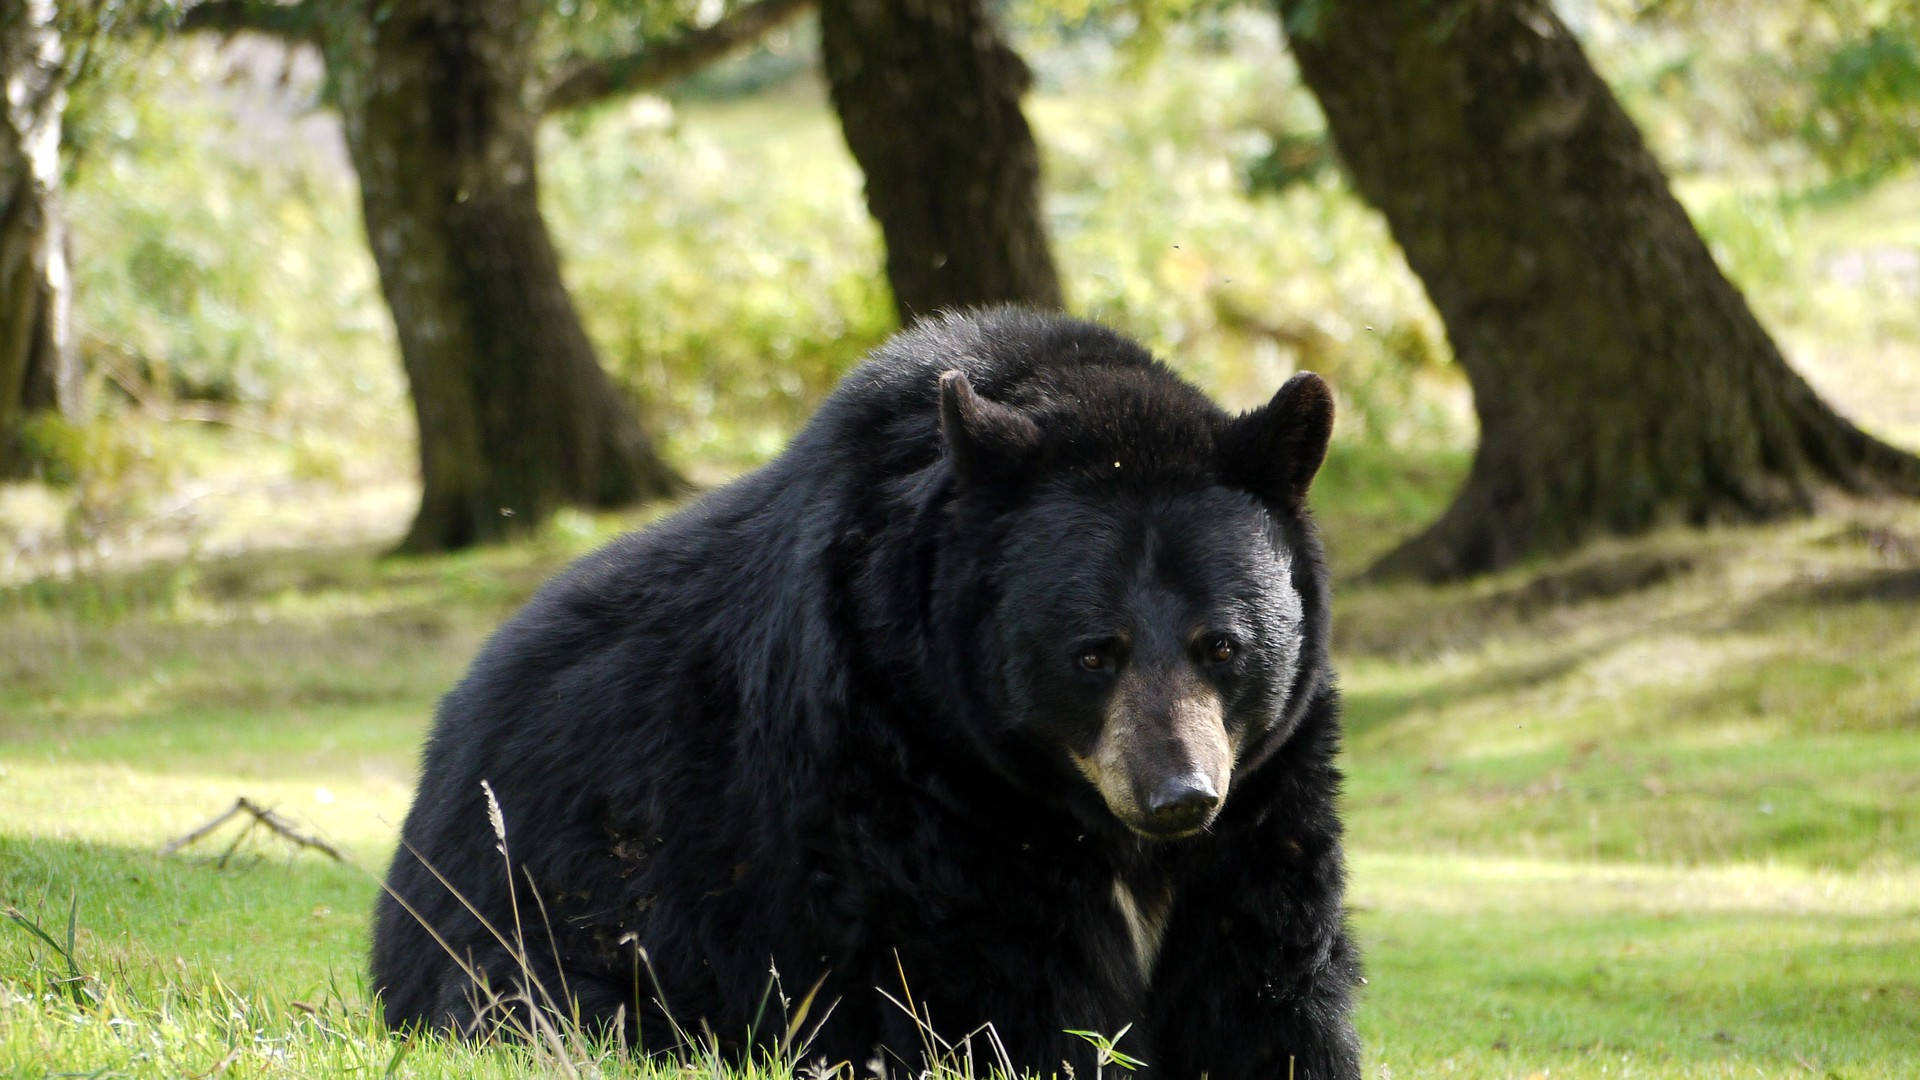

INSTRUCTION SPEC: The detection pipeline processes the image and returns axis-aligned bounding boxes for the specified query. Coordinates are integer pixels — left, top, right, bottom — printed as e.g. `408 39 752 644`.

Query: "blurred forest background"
3 0 1919 1076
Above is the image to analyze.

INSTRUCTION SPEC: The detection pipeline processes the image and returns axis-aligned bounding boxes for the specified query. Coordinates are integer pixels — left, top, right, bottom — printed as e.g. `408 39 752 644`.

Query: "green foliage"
541 0 703 71
1622 0 1920 190
64 42 398 416
540 91 896 470
1239 129 1334 196
542 19 1476 469
1026 20 1467 446
7 412 182 551
1806 19 1920 184
1686 186 1795 290
49 0 178 94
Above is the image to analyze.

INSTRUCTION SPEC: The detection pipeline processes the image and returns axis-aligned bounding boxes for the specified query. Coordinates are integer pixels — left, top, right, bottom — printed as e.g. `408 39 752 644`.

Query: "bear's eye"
1073 637 1125 674
1207 638 1236 664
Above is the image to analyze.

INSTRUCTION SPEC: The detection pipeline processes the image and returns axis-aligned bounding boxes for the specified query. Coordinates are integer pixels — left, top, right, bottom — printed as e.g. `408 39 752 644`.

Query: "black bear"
371 308 1360 1079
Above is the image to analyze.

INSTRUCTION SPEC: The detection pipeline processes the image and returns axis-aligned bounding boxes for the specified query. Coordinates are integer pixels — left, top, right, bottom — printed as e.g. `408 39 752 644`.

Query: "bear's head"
938 364 1334 840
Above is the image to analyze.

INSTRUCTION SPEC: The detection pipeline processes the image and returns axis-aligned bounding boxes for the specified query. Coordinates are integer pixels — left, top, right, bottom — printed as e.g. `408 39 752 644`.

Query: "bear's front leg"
1144 842 1361 1080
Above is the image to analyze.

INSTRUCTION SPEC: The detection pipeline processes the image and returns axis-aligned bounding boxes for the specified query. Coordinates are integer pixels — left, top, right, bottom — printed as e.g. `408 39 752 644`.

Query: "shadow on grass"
1336 509 1920 751
0 539 590 770
1745 565 1920 612
1334 547 1716 661
0 539 564 622
1338 651 1589 743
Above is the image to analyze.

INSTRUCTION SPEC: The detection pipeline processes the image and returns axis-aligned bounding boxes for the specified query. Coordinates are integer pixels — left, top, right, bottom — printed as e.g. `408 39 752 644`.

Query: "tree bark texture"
1279 0 1920 580
819 0 1063 323
320 0 682 553
1 0 76 477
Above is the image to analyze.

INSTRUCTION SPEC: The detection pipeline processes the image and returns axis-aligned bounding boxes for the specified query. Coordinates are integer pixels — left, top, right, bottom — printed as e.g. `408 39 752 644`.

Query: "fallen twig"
161 798 345 864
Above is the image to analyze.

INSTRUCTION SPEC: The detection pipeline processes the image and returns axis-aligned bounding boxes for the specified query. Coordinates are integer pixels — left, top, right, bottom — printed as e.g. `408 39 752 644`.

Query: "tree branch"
172 0 316 44
541 0 815 114
161 797 345 864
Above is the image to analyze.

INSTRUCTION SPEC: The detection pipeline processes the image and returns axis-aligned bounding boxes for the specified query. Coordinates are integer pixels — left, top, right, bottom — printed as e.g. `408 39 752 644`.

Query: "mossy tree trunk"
182 0 684 551
1277 0 1920 580
819 0 1063 323
1 0 75 477
319 0 683 552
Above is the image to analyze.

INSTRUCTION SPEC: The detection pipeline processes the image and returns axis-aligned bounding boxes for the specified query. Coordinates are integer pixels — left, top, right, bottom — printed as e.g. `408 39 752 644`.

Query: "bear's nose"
1144 775 1221 834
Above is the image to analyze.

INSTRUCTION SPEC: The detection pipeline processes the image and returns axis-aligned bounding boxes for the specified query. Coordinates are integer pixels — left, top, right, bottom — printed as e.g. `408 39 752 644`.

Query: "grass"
6 467 1920 1078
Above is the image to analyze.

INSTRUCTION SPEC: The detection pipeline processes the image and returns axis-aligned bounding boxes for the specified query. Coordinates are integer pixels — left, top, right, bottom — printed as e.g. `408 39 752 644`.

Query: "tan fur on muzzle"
1071 668 1232 833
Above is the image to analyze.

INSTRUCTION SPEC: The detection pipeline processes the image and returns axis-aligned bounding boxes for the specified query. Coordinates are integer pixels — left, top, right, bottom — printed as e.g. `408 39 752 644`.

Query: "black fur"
370 308 1361 1079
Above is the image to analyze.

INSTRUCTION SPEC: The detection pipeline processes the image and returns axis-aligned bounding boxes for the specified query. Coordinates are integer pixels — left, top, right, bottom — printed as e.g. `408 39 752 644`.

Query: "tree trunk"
320 0 682 553
1277 0 1920 580
1 0 76 477
819 0 1063 323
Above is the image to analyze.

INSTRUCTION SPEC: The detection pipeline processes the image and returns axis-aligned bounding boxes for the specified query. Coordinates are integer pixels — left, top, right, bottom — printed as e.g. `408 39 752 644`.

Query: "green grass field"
5 456 1918 1079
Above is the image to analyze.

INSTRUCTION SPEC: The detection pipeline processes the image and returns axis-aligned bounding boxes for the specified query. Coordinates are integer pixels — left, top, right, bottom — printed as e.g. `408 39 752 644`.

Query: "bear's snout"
1074 666 1233 839
1144 771 1221 834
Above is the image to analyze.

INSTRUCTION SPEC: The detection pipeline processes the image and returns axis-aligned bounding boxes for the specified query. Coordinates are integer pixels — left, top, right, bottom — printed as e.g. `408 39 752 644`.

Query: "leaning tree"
1276 0 1920 580
328 0 697 552
175 0 815 550
819 0 1063 322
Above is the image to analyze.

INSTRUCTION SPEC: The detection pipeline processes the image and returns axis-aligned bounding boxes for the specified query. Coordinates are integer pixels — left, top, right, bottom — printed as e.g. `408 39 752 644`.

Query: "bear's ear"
939 370 1042 483
1216 371 1334 509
